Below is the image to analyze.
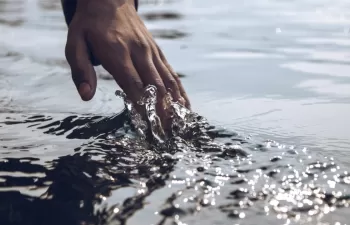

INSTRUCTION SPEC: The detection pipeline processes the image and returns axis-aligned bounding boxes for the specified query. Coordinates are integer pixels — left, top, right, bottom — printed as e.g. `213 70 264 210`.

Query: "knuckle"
134 39 151 55
112 35 126 47
138 40 149 49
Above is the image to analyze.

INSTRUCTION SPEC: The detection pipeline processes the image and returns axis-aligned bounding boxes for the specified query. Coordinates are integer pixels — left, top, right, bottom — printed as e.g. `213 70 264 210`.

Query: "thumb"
65 31 97 101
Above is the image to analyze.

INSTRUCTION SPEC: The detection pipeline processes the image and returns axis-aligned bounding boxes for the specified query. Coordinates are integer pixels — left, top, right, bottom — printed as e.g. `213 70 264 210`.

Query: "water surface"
0 0 350 224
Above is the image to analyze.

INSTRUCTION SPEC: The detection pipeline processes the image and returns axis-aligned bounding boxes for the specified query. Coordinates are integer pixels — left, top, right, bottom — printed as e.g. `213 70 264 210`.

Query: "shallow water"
0 0 350 224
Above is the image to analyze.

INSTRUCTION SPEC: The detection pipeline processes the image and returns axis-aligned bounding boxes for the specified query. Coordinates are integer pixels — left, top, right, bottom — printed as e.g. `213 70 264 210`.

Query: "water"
1 0 350 224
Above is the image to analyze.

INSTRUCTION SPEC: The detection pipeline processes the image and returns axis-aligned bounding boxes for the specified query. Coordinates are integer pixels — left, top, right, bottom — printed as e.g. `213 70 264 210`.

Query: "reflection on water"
0 105 350 224
1 0 350 224
0 118 173 225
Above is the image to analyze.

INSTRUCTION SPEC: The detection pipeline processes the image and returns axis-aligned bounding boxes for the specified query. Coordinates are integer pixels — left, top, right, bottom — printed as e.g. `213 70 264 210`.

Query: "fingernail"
78 82 91 100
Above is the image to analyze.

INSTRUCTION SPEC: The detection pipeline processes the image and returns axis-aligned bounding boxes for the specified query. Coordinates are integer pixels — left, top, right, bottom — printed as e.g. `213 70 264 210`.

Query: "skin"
61 0 190 126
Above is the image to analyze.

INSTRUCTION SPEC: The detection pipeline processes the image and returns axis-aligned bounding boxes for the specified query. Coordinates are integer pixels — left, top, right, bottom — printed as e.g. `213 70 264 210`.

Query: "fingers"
152 55 183 104
91 38 144 105
172 71 191 109
130 41 191 113
155 45 191 109
131 50 167 96
131 46 171 127
65 30 97 101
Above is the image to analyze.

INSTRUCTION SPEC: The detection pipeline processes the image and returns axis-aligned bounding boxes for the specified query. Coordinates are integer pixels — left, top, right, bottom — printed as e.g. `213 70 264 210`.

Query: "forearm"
61 0 138 26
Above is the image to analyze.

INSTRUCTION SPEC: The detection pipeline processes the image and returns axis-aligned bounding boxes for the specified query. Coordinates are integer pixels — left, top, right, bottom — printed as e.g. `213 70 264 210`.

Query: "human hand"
64 0 190 124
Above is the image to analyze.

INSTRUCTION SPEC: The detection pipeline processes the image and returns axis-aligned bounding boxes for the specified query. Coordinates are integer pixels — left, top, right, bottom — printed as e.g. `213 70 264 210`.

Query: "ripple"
281 62 350 78
141 11 182 21
149 28 188 39
297 38 350 47
204 51 284 59
37 0 62 11
0 92 349 224
296 79 350 98
0 0 350 224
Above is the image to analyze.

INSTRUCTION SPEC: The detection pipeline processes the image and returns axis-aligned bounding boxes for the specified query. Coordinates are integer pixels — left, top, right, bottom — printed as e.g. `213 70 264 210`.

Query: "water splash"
114 85 247 161
137 85 166 143
115 90 148 140
1 96 350 224
115 85 207 145
111 86 350 224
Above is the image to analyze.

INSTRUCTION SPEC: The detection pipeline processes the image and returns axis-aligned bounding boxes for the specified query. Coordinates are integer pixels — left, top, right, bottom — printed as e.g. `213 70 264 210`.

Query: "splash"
1 90 350 225
115 90 148 140
137 85 166 143
115 85 206 145
113 85 247 159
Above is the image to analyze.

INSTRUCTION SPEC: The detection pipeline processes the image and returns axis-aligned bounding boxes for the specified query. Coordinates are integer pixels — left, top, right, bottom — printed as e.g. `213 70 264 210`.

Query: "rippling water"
1 0 350 224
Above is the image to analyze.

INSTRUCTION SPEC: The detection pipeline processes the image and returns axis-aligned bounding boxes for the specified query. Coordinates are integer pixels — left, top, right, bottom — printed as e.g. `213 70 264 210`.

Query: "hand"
64 0 190 122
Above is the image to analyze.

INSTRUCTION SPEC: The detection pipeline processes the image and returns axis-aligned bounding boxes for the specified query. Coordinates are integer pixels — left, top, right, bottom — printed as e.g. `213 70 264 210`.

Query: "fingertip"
78 82 94 101
66 34 97 102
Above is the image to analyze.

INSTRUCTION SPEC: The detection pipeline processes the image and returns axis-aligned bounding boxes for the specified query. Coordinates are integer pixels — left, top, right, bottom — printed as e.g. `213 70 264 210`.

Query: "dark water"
1 0 350 224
